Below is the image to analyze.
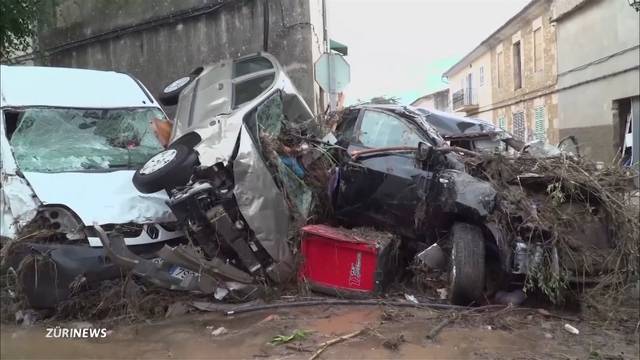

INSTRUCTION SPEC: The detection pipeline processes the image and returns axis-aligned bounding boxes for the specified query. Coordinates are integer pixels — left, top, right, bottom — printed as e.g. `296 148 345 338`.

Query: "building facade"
443 0 557 143
490 0 558 144
443 0 639 162
552 0 640 162
443 48 495 123
411 88 450 111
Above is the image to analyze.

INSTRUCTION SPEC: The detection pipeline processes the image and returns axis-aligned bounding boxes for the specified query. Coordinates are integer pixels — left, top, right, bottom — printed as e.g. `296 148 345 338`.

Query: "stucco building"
552 0 639 162
411 88 450 111
443 0 639 162
442 49 495 123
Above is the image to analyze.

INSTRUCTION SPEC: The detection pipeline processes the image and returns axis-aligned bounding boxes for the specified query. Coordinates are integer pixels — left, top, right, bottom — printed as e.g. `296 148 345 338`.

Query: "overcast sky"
326 0 530 105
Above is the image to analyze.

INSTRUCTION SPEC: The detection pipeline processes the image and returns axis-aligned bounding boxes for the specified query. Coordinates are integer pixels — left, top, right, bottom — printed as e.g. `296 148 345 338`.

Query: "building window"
512 111 526 141
479 66 484 87
534 106 546 140
513 41 522 89
533 28 543 72
498 115 506 129
497 51 503 88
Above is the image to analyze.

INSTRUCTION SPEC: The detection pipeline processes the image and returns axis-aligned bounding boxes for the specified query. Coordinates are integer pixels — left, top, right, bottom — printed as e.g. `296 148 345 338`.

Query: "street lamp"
629 0 640 12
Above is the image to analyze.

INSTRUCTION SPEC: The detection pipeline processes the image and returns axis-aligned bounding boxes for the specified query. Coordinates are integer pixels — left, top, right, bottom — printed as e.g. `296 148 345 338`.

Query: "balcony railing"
452 88 478 113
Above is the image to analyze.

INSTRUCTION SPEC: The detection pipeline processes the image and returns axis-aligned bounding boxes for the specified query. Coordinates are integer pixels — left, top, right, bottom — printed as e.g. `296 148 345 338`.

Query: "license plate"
169 265 196 280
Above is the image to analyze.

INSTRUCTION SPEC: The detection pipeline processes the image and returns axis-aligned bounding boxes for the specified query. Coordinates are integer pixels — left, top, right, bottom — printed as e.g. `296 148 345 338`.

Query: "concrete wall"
552 0 591 19
35 0 325 113
554 0 640 162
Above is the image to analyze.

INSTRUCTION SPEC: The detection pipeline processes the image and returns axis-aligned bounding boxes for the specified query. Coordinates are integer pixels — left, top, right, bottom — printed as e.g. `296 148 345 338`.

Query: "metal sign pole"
328 54 336 111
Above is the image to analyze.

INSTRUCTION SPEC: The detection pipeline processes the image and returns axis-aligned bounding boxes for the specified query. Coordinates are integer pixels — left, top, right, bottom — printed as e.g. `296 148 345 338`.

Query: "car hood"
22 171 176 225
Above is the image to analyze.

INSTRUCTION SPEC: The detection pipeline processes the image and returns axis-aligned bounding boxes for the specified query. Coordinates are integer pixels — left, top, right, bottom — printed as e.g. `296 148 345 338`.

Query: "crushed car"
93 53 319 300
328 104 499 303
415 107 582 158
92 53 634 307
0 65 184 308
329 104 628 304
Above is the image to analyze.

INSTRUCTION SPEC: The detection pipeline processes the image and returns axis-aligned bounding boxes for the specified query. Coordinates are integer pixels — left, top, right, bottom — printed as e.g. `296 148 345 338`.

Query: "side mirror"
416 141 431 161
558 135 580 156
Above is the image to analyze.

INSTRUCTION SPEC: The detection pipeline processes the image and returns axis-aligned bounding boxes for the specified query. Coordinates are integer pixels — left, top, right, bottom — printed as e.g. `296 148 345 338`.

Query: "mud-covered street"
3 305 639 359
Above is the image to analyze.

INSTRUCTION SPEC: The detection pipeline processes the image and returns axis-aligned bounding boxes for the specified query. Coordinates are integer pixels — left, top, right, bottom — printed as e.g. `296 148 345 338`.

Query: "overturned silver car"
96 53 317 297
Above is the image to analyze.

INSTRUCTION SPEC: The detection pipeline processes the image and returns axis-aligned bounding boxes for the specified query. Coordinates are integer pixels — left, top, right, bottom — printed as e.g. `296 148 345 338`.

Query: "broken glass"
359 110 425 148
9 107 166 172
247 92 313 219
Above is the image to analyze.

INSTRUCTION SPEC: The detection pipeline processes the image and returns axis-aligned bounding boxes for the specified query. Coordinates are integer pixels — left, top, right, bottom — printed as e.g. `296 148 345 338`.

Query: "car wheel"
133 144 198 193
158 76 193 106
157 67 203 106
449 222 485 305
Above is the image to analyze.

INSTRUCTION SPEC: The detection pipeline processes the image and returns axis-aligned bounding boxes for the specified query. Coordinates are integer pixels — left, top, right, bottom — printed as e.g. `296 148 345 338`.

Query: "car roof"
351 103 406 111
414 107 504 138
348 103 445 145
0 65 157 109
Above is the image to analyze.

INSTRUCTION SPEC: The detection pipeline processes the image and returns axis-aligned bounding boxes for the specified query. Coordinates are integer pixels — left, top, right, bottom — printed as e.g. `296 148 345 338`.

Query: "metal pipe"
262 0 269 52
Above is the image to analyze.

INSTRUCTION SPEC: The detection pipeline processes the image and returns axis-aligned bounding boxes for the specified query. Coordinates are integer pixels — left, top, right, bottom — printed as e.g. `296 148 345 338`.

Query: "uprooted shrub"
465 152 639 306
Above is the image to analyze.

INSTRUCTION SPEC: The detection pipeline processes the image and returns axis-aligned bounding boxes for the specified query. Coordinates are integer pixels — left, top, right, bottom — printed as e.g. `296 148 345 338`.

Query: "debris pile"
2 65 638 327
464 152 639 305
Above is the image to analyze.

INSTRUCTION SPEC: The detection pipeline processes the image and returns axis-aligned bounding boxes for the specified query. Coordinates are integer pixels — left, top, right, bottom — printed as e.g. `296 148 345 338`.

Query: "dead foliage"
463 152 639 308
382 333 406 351
50 275 236 324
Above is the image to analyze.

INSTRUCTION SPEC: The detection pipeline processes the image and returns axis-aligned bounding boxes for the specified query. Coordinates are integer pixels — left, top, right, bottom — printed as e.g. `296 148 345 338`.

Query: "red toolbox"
299 224 397 297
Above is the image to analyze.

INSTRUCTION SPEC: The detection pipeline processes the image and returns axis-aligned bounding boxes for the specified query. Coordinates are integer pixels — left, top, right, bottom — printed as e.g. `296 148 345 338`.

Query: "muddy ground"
2 304 638 359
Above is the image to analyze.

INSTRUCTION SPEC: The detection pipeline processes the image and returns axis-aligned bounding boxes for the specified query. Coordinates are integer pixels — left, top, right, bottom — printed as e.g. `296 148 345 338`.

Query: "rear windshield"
232 56 277 108
233 56 274 78
233 73 276 108
7 107 167 172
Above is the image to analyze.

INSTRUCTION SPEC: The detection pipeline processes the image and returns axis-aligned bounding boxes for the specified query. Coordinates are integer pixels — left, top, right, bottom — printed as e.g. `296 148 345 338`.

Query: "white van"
0 65 183 247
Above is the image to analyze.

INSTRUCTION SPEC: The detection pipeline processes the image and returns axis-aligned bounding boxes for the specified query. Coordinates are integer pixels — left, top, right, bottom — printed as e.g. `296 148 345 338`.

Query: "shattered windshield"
8 107 167 172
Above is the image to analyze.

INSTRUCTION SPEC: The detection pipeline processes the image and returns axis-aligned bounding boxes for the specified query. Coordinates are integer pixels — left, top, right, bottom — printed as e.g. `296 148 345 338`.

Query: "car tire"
133 144 198 193
449 222 485 305
158 75 194 106
158 67 204 106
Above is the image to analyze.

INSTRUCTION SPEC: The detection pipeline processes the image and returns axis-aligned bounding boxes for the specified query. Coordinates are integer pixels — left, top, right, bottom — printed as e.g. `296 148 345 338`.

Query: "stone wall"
493 93 559 144
35 0 324 113
489 0 558 143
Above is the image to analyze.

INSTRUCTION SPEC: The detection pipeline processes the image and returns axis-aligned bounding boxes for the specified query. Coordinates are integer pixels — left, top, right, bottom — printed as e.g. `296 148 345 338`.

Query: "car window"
233 73 275 108
255 92 285 136
474 139 506 152
233 56 274 78
9 107 166 172
358 110 425 148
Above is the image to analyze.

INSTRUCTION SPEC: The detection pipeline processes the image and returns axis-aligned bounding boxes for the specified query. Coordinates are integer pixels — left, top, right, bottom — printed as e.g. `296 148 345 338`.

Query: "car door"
335 108 434 236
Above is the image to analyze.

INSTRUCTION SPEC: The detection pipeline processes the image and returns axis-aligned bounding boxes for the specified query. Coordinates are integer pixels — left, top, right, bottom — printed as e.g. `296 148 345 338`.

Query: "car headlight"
36 206 85 240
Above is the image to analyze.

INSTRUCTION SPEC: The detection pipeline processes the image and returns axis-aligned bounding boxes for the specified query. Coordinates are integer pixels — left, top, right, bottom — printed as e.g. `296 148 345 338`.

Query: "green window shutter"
534 106 545 141
513 112 525 141
498 116 506 129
